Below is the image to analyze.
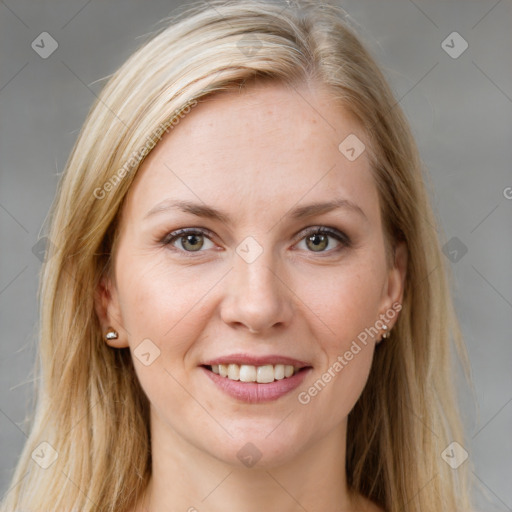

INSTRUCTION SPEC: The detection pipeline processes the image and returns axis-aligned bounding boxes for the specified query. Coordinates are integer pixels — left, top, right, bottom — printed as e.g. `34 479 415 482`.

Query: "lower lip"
201 366 311 403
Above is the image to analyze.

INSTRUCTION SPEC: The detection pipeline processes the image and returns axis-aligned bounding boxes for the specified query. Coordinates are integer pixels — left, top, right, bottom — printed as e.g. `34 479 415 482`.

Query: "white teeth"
239 364 257 382
210 363 299 383
227 363 240 381
257 365 274 383
274 364 285 380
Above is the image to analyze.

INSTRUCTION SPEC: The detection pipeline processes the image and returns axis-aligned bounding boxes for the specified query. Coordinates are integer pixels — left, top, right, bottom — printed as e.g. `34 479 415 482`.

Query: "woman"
0 1 473 511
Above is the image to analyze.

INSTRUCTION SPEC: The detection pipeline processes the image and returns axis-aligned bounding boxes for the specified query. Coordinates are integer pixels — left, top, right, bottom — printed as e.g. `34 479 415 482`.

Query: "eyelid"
160 226 216 246
161 225 351 255
294 225 351 247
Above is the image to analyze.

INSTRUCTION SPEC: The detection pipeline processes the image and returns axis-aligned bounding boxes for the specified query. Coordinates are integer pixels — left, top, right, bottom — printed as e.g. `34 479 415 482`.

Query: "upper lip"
202 354 311 368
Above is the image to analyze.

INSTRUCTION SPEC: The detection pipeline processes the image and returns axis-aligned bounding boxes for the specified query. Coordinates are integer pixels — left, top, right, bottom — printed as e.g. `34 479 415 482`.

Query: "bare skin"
96 80 406 512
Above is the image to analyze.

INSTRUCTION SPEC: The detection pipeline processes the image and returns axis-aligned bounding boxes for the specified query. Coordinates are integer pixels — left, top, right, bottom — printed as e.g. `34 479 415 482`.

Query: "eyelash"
160 226 351 257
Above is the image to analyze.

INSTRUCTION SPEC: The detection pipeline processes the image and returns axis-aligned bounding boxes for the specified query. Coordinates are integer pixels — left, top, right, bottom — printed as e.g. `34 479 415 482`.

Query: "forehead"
123 81 379 225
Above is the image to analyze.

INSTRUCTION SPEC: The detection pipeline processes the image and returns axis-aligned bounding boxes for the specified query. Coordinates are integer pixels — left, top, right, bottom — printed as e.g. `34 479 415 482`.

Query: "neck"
136 409 361 512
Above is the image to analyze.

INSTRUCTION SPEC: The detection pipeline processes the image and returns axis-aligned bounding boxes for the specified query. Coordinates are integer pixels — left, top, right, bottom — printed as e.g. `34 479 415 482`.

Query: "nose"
219 245 294 335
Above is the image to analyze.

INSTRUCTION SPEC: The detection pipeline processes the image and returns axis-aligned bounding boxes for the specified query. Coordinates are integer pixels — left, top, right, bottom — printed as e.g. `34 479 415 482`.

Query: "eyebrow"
144 198 367 223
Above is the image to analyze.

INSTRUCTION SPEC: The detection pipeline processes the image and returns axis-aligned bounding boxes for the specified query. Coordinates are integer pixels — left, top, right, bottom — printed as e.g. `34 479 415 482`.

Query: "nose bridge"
236 247 276 293
221 236 293 332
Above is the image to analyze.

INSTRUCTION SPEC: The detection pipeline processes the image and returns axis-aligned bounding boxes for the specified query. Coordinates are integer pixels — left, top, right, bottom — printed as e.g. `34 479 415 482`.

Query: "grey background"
1 0 511 510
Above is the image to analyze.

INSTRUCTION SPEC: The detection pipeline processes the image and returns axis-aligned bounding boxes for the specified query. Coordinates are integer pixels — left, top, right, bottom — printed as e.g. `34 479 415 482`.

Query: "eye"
295 226 351 254
162 228 215 253
161 226 351 256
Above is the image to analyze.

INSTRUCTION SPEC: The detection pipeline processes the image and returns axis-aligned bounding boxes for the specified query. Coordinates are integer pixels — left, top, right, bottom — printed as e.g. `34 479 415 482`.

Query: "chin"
208 422 309 469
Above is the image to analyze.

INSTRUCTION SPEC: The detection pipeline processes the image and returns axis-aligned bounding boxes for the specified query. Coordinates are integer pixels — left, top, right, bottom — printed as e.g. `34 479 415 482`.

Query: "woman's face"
98 81 406 467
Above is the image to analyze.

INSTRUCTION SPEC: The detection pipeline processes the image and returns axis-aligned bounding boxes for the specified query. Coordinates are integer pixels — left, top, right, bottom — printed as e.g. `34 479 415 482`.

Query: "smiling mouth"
202 363 309 384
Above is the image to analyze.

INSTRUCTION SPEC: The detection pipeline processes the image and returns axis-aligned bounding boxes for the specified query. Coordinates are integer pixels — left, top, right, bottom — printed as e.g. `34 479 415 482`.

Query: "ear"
380 241 408 326
94 275 129 348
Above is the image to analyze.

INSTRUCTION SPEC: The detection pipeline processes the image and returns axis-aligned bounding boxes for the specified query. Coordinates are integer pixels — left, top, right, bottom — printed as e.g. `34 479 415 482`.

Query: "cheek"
114 257 215 423
300 252 387 345
296 287 377 426
326 337 375 398
116 254 217 363
294 254 385 416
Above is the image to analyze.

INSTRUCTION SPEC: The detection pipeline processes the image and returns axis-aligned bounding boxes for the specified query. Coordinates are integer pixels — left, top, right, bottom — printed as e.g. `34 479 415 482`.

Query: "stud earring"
104 327 119 341
381 324 390 340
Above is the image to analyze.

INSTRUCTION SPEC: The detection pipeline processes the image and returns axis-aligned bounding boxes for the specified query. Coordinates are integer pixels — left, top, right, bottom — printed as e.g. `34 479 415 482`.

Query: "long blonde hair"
1 1 473 511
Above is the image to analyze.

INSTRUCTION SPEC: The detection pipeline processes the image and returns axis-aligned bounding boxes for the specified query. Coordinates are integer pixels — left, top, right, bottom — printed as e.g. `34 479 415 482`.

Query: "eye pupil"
182 234 204 251
306 233 328 252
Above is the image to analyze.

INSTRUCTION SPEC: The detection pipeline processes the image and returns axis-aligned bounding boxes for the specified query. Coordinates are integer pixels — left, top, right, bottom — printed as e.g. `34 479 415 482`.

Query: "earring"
381 324 390 340
104 327 119 341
